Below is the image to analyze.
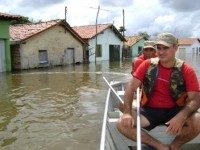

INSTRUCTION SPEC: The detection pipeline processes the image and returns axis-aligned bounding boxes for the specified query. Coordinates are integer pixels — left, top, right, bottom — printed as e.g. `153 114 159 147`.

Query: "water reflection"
0 54 200 150
0 60 132 150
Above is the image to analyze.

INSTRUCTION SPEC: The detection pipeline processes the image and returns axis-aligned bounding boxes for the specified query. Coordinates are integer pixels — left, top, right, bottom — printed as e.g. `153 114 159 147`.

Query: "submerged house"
178 38 200 54
10 19 87 70
124 36 145 57
0 12 21 72
73 24 126 62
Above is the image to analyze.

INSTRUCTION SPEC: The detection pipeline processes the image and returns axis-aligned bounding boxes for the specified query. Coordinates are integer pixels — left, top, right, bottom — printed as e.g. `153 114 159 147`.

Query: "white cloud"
154 15 174 25
0 0 200 38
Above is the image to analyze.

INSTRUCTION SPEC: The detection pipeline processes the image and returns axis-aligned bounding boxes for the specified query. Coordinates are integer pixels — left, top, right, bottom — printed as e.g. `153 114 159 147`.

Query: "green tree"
138 31 150 40
119 26 126 35
10 16 32 25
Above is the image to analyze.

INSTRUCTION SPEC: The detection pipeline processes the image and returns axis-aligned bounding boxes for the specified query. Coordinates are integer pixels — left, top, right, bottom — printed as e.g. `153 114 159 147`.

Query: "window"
39 50 48 64
178 48 186 53
96 44 102 57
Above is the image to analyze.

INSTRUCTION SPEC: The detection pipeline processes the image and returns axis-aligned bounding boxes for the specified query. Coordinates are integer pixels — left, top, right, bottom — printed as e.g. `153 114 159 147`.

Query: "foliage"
138 31 151 40
119 26 126 34
10 16 32 25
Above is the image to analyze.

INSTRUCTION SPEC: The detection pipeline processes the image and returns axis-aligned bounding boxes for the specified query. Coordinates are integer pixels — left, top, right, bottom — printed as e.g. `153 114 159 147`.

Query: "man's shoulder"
137 59 151 70
150 57 159 62
135 55 145 62
182 62 195 72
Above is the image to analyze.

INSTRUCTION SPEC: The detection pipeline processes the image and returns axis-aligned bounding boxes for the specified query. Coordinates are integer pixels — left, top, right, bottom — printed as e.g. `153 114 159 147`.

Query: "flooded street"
0 53 200 150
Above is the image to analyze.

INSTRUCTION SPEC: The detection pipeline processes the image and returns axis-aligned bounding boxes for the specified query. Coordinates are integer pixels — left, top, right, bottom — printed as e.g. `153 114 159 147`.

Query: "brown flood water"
0 53 200 150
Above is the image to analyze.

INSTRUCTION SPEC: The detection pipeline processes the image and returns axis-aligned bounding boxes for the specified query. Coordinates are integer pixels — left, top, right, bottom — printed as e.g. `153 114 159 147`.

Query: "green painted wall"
0 21 10 38
131 39 145 57
0 20 11 72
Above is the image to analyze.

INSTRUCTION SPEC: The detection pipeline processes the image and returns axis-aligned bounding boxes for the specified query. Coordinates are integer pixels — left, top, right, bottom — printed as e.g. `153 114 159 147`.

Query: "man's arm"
181 64 200 118
123 77 142 115
166 91 200 135
179 91 200 120
133 59 143 73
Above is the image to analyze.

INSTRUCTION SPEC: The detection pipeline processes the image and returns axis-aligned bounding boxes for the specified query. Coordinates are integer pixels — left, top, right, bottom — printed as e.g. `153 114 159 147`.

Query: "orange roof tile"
9 19 86 45
72 24 126 41
72 24 112 39
10 19 63 41
178 38 199 45
125 36 144 47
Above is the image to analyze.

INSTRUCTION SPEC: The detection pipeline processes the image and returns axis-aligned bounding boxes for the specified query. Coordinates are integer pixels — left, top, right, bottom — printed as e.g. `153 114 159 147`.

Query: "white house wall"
191 41 200 54
88 28 123 62
177 41 200 54
20 26 83 69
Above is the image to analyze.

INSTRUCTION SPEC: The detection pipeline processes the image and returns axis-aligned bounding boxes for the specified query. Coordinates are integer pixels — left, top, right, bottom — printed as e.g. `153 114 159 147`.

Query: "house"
124 36 145 57
10 19 87 70
177 38 200 54
0 12 21 72
72 24 126 62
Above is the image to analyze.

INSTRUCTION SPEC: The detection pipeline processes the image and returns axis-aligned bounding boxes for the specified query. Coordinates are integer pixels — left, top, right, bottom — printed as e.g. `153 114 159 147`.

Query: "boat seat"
108 108 200 149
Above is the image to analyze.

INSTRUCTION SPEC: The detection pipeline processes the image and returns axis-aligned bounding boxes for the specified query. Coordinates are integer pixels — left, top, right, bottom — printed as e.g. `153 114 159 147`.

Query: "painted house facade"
10 19 87 70
73 24 126 62
0 12 21 72
124 36 145 57
177 38 200 54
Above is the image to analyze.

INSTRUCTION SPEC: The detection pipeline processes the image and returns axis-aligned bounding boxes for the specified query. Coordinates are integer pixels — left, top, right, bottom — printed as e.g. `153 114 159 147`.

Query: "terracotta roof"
10 19 86 44
10 19 62 41
125 36 144 47
178 38 199 45
0 12 21 20
72 24 126 41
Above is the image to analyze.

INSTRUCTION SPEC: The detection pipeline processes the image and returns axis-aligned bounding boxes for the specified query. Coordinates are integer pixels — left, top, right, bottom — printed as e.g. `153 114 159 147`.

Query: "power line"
88 6 111 12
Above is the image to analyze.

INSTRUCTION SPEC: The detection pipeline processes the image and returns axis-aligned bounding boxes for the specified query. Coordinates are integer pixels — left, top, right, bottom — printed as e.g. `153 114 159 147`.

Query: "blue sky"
1 0 200 39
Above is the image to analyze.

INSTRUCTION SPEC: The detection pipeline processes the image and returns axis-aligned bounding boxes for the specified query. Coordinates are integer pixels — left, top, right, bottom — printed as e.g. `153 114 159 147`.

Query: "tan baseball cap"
143 41 156 49
156 33 178 47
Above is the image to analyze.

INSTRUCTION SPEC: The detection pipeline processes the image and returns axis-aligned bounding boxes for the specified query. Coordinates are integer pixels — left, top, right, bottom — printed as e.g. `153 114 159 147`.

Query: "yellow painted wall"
20 25 83 69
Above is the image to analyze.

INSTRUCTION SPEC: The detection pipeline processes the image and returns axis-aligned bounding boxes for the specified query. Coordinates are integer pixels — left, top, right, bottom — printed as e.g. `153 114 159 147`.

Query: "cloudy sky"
1 0 200 39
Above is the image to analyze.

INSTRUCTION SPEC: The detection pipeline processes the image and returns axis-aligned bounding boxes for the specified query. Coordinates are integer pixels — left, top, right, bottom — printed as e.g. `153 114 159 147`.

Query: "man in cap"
132 40 157 74
117 33 200 150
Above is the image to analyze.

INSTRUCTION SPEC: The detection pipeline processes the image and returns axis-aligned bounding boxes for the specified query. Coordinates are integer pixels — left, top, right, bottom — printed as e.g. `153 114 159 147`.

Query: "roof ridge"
72 23 113 28
0 12 21 17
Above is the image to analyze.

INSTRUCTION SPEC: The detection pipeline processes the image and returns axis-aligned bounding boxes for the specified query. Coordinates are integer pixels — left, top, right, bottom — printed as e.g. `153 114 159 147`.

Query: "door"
0 40 6 72
109 45 120 61
65 48 75 64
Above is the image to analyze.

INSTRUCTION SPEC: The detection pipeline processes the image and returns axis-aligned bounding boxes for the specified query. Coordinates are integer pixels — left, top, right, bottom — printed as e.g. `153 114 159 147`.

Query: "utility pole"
122 9 125 60
65 6 67 22
88 6 110 63
95 5 100 63
122 9 125 37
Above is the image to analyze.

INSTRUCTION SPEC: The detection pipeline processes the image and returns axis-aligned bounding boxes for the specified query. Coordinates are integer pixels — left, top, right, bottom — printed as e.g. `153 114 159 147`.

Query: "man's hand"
165 91 200 136
121 113 135 128
165 113 186 135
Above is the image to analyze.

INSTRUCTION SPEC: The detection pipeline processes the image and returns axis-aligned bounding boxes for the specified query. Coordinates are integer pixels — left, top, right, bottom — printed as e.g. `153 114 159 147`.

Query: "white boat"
100 80 200 150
